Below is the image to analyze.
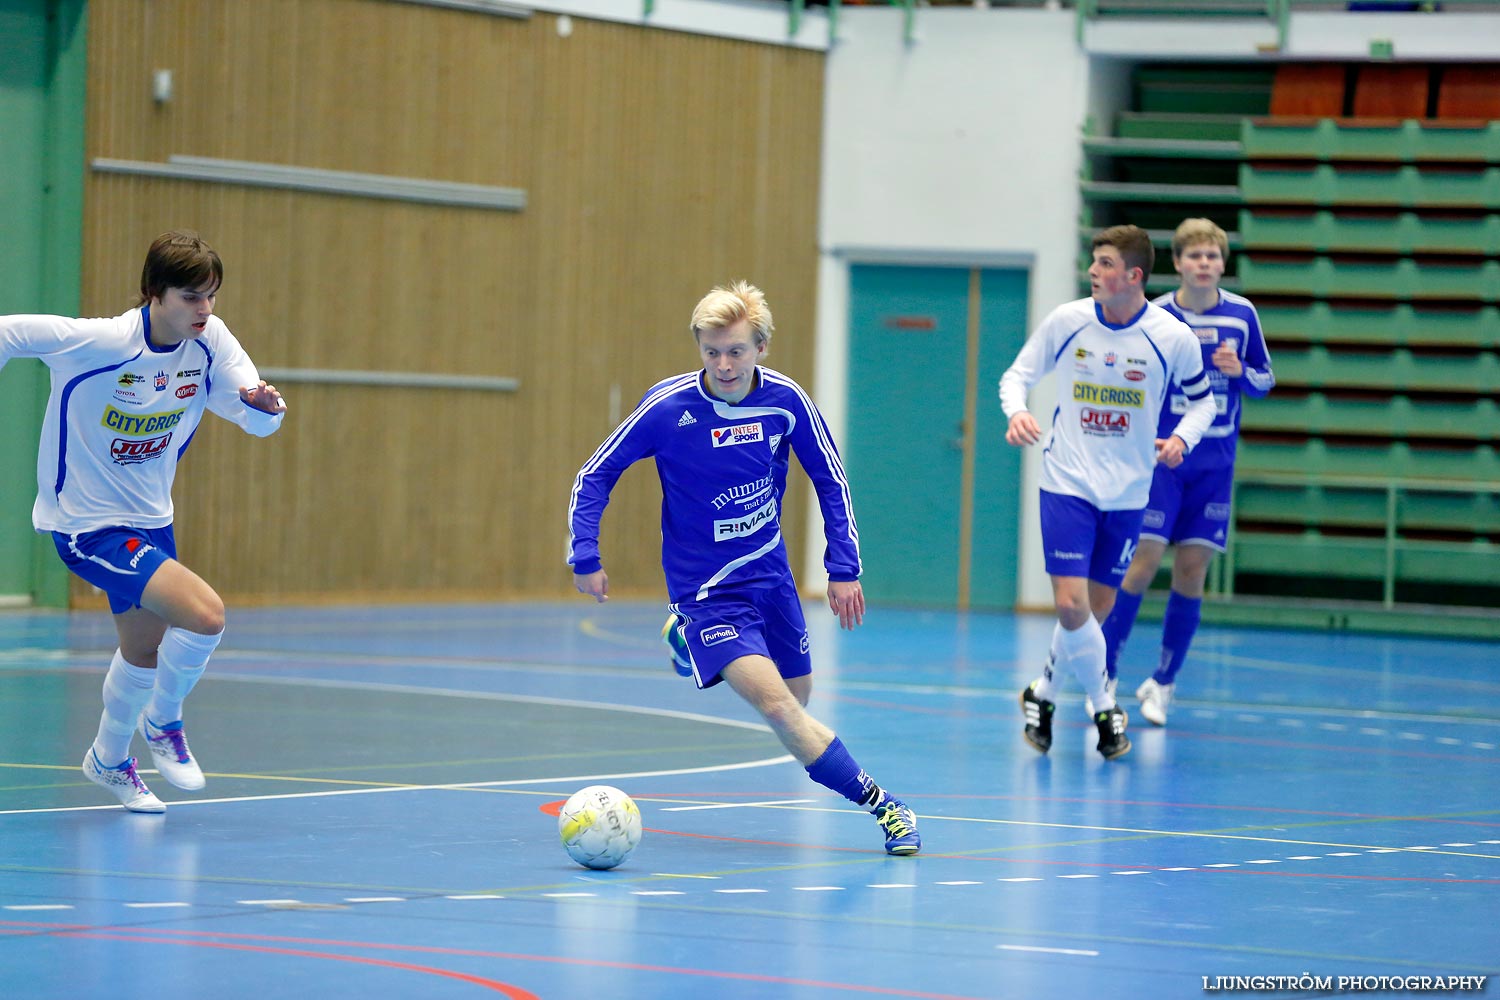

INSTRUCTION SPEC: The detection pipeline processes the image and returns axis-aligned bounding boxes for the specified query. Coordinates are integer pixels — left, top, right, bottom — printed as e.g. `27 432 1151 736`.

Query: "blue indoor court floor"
1 599 1497 999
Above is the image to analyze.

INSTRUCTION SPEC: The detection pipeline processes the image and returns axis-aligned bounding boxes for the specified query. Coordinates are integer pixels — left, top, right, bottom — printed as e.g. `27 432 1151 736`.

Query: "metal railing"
1220 471 1500 609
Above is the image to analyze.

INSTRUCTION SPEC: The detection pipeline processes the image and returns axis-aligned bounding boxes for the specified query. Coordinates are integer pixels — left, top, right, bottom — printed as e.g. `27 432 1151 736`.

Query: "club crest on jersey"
711 422 763 448
154 370 170 391
1104 352 1117 367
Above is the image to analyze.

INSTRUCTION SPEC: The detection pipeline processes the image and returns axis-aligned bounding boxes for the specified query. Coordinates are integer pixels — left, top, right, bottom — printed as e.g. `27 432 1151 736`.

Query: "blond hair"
689 281 774 349
1172 217 1230 262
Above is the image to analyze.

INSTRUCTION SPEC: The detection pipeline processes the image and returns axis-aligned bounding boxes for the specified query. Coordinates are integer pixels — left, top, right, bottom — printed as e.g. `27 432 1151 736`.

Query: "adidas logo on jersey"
678 411 696 426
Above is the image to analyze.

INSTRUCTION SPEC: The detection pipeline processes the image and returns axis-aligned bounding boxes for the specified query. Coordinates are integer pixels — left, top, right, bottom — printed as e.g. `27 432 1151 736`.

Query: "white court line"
662 798 813 812
0 754 796 816
0 671 798 817
998 944 1099 957
204 672 780 735
4 904 73 911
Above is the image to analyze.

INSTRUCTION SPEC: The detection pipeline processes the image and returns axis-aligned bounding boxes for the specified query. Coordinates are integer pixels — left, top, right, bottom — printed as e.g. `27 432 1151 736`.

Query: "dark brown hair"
137 230 223 306
1091 224 1154 281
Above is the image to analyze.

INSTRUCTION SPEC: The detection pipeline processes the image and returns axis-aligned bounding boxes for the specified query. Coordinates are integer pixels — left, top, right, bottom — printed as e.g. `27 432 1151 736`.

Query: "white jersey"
999 297 1215 510
0 307 284 533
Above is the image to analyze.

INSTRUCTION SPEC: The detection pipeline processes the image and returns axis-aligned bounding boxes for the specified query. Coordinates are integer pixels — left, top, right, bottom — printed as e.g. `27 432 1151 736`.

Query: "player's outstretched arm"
239 380 286 413
827 579 864 630
574 569 609 603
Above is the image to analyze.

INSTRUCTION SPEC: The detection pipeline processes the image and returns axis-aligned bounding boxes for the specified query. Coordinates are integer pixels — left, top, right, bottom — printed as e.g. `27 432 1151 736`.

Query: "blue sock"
1156 590 1202 685
805 737 882 809
1100 588 1144 681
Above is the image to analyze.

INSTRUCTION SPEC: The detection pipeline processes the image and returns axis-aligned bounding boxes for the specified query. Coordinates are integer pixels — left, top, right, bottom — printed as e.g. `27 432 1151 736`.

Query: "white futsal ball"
558 785 642 870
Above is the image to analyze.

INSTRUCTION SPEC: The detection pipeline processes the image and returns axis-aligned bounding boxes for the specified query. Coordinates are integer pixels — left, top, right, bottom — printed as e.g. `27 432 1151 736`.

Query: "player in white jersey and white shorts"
1 231 286 812
1000 225 1217 760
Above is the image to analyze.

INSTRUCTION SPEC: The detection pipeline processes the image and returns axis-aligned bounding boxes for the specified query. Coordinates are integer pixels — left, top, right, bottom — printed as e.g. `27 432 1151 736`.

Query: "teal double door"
843 264 1028 611
0 0 85 605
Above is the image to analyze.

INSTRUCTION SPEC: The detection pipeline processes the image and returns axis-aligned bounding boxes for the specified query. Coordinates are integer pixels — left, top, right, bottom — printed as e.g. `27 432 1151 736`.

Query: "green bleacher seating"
1237 439 1500 481
1270 345 1500 394
1240 209 1500 255
1116 112 1245 142
1238 254 1500 300
1242 392 1498 440
1242 119 1500 163
1240 163 1500 209
1086 59 1500 616
1254 301 1500 348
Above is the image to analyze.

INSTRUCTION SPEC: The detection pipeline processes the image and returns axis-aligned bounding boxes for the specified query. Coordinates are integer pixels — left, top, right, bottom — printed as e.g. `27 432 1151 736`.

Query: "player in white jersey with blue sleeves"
1 231 285 812
1100 218 1275 727
568 281 920 855
1000 225 1217 760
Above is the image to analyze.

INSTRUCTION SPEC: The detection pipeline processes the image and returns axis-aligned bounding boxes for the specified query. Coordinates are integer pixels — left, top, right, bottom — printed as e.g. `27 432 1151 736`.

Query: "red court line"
45 925 987 1000
56 931 537 997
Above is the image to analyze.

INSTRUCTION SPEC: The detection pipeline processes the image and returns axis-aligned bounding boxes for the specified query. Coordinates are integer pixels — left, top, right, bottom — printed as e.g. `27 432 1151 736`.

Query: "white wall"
813 7 1089 610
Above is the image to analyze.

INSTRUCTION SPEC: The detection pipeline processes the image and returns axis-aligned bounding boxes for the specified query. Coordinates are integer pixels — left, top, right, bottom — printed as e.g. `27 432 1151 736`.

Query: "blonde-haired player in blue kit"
1098 218 1274 726
568 281 920 855
1 231 286 812
1000 225 1217 760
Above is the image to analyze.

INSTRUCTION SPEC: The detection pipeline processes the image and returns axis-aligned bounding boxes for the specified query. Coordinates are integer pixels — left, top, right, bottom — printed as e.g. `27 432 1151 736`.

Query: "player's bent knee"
181 597 225 636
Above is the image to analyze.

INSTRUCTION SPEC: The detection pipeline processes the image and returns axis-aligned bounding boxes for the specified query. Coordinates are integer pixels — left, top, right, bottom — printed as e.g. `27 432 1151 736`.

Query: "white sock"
93 650 156 765
146 627 221 726
1030 624 1065 701
1057 617 1114 713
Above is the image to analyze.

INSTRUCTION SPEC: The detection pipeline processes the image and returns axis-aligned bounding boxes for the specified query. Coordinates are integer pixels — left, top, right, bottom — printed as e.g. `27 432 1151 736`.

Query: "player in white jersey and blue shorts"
568 281 920 855
1 231 286 812
1098 219 1274 726
1000 225 1217 760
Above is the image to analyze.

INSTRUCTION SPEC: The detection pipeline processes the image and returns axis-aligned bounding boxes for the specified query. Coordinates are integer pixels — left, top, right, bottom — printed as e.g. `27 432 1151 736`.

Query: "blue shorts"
53 525 177 614
671 579 812 690
1038 490 1145 586
1140 462 1233 552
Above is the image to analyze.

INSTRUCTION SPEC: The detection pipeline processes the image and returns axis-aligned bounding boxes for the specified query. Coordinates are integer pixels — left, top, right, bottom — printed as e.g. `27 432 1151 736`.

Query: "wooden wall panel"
76 0 825 606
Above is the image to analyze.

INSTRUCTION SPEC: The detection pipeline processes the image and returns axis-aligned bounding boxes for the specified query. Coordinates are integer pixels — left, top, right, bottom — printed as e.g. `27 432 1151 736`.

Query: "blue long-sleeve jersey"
567 366 861 603
1151 290 1275 471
